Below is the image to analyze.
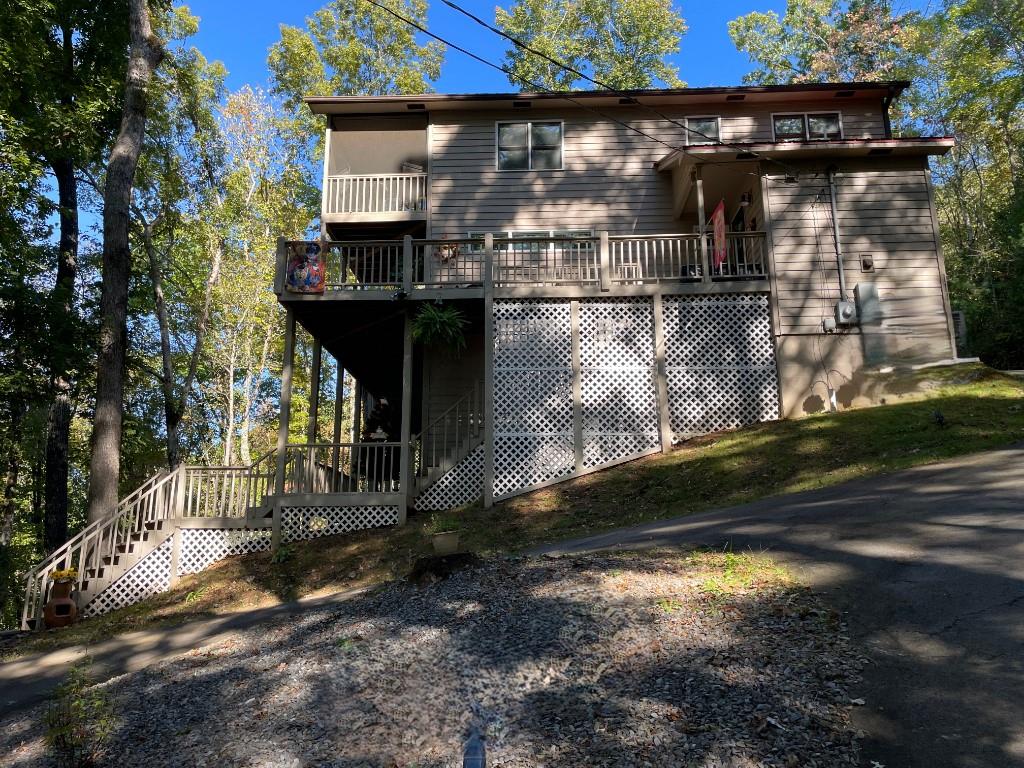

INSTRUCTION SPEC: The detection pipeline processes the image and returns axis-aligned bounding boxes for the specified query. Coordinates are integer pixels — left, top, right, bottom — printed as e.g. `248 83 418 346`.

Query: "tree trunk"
43 156 77 550
86 0 164 523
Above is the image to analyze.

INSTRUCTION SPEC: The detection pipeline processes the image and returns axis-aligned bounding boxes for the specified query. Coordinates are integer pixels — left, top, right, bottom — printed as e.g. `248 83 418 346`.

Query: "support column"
652 293 673 453
570 299 584 472
482 233 496 509
331 358 344 488
695 166 710 283
350 379 363 479
307 338 322 444
399 311 414 523
275 308 296 496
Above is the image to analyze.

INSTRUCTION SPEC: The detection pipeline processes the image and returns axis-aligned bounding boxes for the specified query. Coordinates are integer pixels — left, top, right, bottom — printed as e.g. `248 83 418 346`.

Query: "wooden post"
307 338 322 444
331 360 344 486
403 234 414 292
168 527 182 588
399 311 414 523
321 124 331 240
695 166 711 283
599 230 611 291
482 233 496 509
275 308 296 496
173 464 187 517
570 300 584 472
652 293 673 453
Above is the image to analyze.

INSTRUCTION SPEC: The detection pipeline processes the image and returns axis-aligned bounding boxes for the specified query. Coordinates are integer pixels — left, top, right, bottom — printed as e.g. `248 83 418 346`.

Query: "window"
772 112 843 141
685 116 720 145
497 122 563 170
467 229 592 251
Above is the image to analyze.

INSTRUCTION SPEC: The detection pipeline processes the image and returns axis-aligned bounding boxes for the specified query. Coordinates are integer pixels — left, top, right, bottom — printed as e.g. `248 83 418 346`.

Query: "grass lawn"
5 363 1023 660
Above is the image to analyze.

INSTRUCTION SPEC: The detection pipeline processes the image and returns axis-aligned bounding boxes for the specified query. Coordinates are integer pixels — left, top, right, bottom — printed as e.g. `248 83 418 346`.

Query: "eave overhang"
654 137 955 173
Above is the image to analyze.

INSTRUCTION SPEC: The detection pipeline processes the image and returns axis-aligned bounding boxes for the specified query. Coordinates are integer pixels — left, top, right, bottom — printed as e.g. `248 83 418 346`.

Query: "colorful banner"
286 240 326 294
710 199 727 269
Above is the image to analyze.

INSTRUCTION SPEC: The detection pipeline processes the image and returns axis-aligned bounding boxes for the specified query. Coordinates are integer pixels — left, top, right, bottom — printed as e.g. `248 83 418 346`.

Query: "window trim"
495 120 565 171
684 115 722 146
771 111 844 142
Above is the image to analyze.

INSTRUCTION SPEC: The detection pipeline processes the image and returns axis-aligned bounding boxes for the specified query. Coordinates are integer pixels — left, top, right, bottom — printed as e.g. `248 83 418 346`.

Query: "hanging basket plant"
412 303 468 355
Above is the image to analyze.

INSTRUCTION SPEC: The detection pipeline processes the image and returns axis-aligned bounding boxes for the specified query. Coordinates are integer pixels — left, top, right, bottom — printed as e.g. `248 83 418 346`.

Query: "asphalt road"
536 443 1024 768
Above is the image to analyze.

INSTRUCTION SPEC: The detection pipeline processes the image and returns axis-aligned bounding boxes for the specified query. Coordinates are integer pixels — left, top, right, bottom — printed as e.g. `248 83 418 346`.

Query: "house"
21 81 957 628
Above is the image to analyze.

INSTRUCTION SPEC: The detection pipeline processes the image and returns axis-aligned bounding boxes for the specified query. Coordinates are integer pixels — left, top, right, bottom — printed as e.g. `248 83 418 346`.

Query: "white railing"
181 466 254 518
324 173 427 215
21 469 179 629
610 235 704 284
324 241 405 289
414 382 484 482
299 231 767 292
284 442 404 494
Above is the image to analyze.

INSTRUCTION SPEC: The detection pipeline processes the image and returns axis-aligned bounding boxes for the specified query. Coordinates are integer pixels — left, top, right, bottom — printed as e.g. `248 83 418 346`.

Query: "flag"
710 199 727 269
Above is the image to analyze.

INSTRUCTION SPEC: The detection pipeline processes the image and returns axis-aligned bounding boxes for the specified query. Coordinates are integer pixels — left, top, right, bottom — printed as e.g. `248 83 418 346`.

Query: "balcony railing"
280 231 768 293
323 173 427 217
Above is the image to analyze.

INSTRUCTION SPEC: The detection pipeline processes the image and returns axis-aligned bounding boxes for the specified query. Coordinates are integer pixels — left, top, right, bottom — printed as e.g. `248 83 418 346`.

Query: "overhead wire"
438 0 802 176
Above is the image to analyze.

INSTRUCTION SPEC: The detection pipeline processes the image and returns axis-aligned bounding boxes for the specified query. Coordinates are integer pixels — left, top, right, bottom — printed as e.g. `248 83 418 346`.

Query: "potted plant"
426 513 462 556
44 568 79 629
411 303 468 356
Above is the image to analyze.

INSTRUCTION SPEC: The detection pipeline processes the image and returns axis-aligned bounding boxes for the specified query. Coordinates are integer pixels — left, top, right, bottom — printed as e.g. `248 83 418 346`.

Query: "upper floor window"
497 122 563 171
685 116 720 145
773 112 843 141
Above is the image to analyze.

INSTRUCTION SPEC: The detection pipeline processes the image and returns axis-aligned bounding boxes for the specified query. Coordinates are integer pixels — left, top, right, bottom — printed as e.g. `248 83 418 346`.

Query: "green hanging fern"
411 303 469 353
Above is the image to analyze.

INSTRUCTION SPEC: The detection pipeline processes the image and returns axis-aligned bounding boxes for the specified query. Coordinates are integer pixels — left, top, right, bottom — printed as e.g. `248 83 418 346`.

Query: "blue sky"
187 0 790 94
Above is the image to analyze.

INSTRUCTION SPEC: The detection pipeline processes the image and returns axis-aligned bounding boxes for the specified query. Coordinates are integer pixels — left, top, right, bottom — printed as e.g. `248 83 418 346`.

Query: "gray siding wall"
427 99 887 237
764 156 953 361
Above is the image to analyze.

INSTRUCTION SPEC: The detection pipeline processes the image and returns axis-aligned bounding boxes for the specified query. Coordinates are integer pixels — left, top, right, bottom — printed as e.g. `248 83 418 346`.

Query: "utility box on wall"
855 282 886 365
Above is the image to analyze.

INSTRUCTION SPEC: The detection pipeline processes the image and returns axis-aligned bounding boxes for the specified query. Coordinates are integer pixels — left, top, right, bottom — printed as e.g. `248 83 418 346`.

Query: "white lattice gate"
662 294 779 436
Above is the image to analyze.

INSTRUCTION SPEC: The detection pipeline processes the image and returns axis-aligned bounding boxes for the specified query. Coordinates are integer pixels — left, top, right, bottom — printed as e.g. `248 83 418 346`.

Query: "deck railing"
293 231 768 292
284 442 404 494
180 466 254 518
324 173 427 216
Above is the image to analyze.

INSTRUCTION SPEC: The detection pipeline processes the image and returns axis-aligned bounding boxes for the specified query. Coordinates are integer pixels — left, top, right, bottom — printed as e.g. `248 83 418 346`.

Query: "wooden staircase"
413 381 484 494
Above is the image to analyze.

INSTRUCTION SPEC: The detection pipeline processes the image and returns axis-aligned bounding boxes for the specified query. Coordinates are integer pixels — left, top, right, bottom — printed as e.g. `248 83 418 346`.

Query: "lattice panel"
493 300 571 369
493 300 575 498
414 445 484 511
493 369 574 433
177 528 272 576
662 294 780 436
580 299 660 469
83 539 172 618
281 505 400 542
493 435 575 497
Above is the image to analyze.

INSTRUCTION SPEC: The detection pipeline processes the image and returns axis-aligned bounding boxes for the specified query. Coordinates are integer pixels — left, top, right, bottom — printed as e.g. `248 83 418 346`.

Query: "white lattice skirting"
414 445 484 511
662 293 780 436
178 528 272 576
281 505 400 542
83 539 173 618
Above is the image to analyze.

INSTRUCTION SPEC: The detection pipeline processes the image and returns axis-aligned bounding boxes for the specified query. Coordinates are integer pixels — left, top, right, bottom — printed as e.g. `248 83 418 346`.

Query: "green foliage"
44 661 114 768
495 0 687 90
727 0 916 85
183 585 208 604
272 544 295 564
411 303 468 352
426 512 461 534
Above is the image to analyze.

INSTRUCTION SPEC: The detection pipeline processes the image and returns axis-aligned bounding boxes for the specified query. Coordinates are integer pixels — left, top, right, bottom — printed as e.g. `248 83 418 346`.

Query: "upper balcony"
275 231 769 300
323 172 427 224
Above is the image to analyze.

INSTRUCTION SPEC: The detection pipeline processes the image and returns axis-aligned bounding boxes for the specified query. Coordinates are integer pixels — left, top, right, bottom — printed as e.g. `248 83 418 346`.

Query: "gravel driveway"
1 552 865 768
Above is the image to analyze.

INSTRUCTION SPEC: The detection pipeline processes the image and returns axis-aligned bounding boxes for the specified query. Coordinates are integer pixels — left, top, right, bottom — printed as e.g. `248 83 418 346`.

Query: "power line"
438 0 800 174
358 0 697 159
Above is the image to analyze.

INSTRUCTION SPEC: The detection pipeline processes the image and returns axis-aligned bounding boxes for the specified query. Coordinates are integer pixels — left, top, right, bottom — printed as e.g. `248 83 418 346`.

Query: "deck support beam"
307 338 322 444
399 310 414 523
482 233 495 509
275 308 296 496
570 300 584 472
652 293 673 453
695 165 711 282
331 357 344 486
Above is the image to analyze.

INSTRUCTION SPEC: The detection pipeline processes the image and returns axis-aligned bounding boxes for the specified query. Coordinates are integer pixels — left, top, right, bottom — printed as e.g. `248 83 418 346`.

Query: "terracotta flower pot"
44 581 78 629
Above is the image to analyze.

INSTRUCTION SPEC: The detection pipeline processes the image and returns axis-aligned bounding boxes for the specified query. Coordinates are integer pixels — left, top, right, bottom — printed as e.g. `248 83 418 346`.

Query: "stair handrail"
413 381 484 480
20 468 182 629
